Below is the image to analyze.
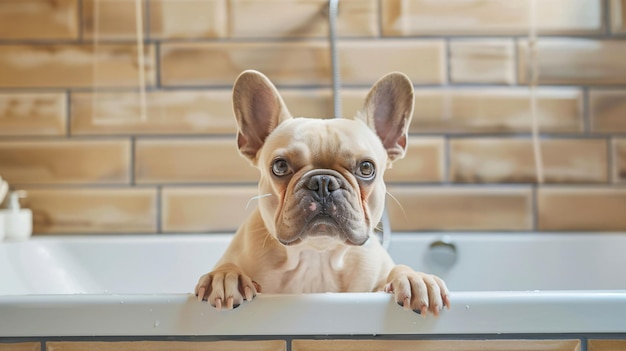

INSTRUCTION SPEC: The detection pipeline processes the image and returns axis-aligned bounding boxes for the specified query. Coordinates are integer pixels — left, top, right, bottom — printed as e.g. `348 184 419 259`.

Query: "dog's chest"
263 248 345 294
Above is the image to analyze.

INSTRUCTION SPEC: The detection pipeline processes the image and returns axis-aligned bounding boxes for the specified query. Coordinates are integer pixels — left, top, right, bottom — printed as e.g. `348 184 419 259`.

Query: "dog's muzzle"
274 169 368 246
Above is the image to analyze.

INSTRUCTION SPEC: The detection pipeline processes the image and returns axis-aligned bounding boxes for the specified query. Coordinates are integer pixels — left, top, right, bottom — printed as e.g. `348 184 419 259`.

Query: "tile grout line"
583 86 591 134
7 83 626 92
130 136 136 186
444 37 452 85
77 0 83 42
286 337 292 351
608 135 615 184
149 0 163 90
443 136 452 184
66 90 72 138
580 336 589 351
585 87 613 183
156 185 162 234
155 41 161 89
376 0 383 38
604 0 612 37
440 35 451 187
513 37 520 86
532 184 539 232
145 0 150 40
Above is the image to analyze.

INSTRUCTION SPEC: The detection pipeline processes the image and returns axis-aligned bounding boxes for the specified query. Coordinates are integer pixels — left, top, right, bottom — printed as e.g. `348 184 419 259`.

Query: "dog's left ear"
233 70 292 163
356 72 414 163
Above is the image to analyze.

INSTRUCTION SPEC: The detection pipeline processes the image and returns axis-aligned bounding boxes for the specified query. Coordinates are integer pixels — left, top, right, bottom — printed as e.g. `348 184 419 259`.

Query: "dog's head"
233 70 413 248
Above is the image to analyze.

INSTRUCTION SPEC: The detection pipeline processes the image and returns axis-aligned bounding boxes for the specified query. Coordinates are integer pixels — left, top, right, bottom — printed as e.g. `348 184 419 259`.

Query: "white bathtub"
1 233 625 337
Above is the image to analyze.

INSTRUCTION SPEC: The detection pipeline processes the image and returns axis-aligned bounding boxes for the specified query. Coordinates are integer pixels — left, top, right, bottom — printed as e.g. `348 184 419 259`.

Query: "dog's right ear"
233 70 292 163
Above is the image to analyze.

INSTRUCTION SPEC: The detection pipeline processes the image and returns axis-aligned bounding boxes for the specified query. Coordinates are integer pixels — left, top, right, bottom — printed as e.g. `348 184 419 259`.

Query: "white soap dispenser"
2 190 33 241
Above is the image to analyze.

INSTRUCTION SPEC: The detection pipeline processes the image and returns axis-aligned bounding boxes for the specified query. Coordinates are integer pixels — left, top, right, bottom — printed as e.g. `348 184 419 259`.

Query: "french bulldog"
195 70 450 315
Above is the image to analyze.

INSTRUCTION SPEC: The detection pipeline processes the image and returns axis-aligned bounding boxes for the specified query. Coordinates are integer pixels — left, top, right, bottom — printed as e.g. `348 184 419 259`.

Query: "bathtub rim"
1 290 626 337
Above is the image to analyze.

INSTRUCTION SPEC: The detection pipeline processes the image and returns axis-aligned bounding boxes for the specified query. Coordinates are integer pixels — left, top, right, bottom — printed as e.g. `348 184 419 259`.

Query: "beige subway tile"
519 39 626 85
339 90 367 118
316 40 447 85
71 90 235 135
23 188 156 234
382 0 603 36
0 44 156 89
149 0 227 39
135 138 257 184
590 89 626 133
162 186 257 232
412 88 583 134
293 339 580 351
0 92 67 136
0 139 130 185
283 89 334 118
160 40 445 87
0 343 41 351
385 137 445 183
83 0 228 40
450 40 516 85
538 187 626 230
386 186 533 231
342 88 583 134
613 138 626 183
46 341 285 351
0 0 78 40
611 0 626 34
71 89 337 135
230 0 377 38
82 0 147 40
589 340 626 351
450 138 608 183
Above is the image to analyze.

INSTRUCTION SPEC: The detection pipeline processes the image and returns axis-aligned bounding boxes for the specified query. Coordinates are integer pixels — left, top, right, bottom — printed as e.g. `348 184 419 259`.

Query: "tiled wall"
1 0 626 234
3 338 626 351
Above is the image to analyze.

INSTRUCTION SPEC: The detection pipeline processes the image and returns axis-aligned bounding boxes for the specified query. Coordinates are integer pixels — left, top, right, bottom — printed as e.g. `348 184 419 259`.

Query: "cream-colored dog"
195 70 450 316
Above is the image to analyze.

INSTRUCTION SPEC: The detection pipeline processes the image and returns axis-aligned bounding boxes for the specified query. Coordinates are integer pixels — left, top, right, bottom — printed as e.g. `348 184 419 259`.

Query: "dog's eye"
272 158 291 176
356 161 375 179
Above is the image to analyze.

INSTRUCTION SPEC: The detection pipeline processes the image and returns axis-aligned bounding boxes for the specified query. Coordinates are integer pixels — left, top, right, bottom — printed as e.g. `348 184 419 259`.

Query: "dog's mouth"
277 212 368 247
304 213 342 236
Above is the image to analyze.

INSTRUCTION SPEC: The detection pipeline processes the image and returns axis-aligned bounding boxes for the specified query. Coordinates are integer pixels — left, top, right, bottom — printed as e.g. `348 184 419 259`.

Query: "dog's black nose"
306 174 340 200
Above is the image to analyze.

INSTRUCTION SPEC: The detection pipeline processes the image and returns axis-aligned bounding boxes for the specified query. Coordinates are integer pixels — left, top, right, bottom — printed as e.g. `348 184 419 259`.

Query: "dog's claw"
443 294 451 310
252 281 262 293
196 287 206 302
214 298 222 310
244 286 253 301
403 297 411 311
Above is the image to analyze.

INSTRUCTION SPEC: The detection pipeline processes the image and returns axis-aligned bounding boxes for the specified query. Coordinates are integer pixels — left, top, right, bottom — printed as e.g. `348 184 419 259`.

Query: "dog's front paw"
384 265 450 316
194 263 260 310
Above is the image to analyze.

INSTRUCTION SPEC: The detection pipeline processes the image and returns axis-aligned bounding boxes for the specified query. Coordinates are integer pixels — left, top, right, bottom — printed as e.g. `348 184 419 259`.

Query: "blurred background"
0 0 624 235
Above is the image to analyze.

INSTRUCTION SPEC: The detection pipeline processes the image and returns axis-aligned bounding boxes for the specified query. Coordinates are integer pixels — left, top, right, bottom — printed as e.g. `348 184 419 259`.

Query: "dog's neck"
282 237 351 271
